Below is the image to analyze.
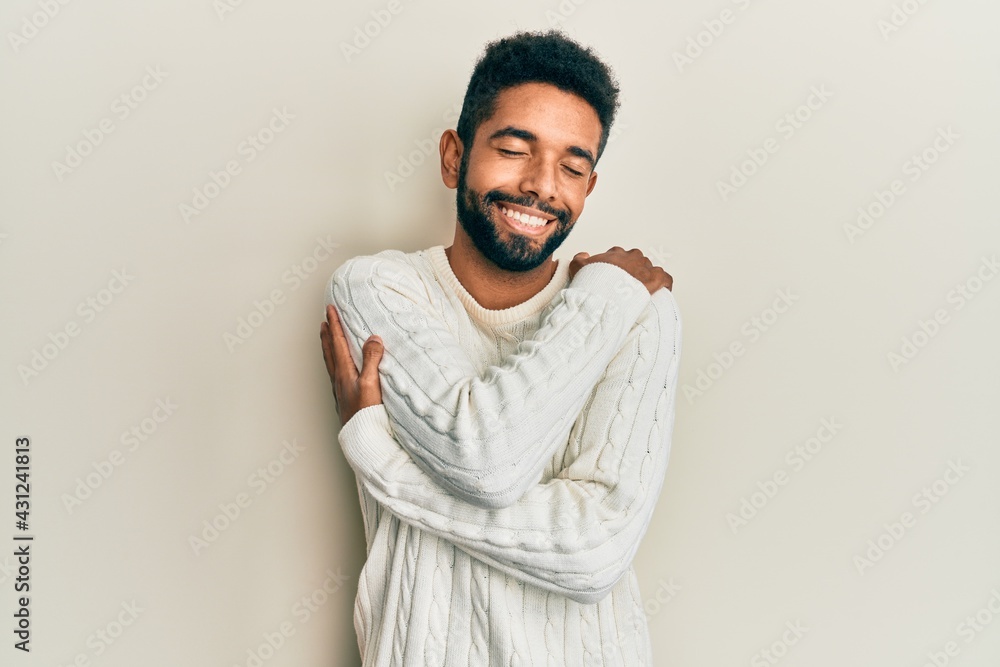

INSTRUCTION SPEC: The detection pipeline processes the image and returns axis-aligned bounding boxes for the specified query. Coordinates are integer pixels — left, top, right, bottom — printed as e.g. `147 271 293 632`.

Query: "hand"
320 304 385 425
568 247 673 294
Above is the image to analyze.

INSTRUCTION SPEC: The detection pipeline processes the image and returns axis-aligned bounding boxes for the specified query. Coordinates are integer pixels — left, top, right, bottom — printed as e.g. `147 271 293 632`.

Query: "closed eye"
499 148 585 177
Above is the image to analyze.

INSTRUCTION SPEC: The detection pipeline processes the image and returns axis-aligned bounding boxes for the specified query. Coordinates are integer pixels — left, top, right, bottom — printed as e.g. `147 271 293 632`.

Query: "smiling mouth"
493 202 555 235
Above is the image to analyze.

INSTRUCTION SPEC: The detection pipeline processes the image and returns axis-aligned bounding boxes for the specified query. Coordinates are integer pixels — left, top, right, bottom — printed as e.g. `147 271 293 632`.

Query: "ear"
440 129 463 189
585 170 598 197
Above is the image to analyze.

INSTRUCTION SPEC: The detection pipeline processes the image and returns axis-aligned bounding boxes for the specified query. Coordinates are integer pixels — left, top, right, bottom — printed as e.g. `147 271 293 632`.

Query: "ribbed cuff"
338 404 395 474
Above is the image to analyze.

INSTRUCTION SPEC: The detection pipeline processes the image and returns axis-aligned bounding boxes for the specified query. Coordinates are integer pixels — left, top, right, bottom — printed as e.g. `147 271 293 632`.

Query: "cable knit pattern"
423 536 450 664
327 245 681 666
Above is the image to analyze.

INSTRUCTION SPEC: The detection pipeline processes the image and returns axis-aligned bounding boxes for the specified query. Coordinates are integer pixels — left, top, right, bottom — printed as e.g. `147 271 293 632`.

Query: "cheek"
467 150 517 178
480 160 524 187
564 190 588 218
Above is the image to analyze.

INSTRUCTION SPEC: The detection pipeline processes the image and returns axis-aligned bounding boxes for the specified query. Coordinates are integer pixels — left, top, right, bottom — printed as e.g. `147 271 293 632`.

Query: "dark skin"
320 305 384 425
321 82 672 425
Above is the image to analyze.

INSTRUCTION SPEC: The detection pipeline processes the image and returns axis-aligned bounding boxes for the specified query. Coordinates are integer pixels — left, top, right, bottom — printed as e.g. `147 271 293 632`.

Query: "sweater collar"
425 245 570 327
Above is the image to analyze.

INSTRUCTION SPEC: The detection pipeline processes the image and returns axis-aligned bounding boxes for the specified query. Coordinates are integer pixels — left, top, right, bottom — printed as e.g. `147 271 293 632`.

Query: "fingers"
358 335 383 388
656 268 673 292
326 304 357 382
320 321 336 376
641 267 673 294
319 321 342 412
568 252 591 280
592 246 673 292
319 312 340 382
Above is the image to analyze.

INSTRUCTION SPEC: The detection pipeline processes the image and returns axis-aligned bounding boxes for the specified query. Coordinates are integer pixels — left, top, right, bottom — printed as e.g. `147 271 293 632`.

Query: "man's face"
454 82 602 272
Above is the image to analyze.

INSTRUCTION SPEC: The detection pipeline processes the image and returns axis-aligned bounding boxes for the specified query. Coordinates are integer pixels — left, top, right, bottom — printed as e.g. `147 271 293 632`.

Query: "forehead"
476 82 602 153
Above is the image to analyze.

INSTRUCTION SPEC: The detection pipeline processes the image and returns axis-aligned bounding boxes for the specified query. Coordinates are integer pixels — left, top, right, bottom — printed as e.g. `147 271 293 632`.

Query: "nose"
518 154 558 203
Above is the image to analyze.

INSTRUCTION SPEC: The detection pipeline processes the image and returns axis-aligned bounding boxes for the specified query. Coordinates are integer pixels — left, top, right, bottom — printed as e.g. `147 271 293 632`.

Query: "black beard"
455 155 575 273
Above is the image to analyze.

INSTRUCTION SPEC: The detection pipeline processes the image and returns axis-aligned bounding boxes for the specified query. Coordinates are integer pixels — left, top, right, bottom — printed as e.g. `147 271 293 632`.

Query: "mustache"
484 191 570 225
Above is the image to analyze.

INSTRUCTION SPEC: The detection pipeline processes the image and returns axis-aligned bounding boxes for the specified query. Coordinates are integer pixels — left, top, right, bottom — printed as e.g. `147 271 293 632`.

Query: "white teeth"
500 205 547 228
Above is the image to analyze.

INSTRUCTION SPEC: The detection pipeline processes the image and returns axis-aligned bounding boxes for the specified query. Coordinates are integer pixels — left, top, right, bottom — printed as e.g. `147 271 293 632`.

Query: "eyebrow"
488 126 596 168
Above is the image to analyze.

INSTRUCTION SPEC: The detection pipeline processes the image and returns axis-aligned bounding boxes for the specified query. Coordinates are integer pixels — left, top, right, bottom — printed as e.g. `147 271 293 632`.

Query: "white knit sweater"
326 244 681 666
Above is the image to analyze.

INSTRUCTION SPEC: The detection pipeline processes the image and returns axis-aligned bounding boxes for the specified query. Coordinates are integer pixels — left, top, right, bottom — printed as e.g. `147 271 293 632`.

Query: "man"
320 29 681 666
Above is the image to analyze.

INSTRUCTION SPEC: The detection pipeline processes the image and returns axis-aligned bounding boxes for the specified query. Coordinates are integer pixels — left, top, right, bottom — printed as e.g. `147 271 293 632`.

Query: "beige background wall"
2 0 998 664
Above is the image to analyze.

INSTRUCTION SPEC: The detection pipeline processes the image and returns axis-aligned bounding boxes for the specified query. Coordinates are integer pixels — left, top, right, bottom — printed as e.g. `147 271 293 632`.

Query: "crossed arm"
324 251 656 509
322 251 682 603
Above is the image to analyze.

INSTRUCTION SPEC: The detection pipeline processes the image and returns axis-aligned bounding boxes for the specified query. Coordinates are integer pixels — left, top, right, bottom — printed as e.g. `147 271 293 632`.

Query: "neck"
444 232 558 311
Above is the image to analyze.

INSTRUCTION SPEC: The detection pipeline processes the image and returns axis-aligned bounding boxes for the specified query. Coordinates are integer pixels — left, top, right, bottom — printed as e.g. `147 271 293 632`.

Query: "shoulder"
329 248 413 282
326 249 433 305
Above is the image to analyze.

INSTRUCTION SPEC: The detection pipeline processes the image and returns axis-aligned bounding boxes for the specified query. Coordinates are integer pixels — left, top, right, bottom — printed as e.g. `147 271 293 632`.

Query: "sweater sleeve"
337 289 681 605
326 253 652 510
